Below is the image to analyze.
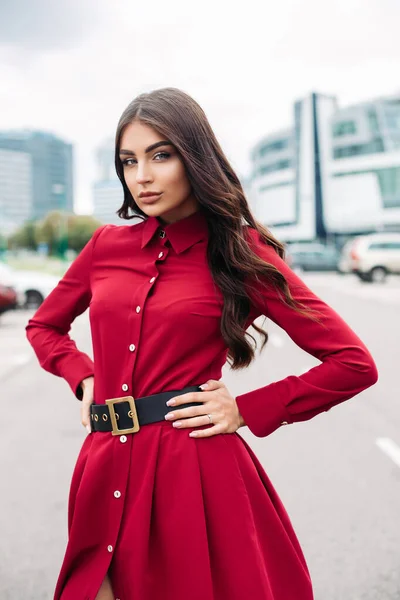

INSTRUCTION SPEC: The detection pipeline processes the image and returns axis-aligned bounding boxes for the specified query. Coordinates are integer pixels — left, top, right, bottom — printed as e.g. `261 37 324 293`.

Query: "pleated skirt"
54 420 314 600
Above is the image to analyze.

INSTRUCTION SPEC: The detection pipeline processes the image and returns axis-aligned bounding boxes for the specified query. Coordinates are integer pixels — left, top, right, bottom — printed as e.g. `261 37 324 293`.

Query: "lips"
139 192 163 204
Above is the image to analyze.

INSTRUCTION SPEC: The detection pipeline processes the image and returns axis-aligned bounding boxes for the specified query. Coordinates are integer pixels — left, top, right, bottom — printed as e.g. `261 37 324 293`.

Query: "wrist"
81 376 94 390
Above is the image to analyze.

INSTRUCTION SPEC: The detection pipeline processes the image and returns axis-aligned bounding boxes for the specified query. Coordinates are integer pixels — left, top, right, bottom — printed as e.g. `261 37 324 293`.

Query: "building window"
332 120 357 137
258 138 290 157
367 108 380 134
333 138 384 159
258 159 292 176
377 168 400 208
334 167 400 208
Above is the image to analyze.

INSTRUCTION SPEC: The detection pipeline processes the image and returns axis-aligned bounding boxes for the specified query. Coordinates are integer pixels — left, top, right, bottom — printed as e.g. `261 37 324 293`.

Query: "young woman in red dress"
26 88 378 600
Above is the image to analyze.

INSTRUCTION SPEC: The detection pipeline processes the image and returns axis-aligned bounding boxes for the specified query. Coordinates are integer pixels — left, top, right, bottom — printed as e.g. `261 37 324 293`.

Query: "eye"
121 158 137 166
154 151 170 160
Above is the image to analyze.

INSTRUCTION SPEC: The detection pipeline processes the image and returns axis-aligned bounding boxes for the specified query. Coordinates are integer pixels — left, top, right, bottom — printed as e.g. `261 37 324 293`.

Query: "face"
119 120 199 224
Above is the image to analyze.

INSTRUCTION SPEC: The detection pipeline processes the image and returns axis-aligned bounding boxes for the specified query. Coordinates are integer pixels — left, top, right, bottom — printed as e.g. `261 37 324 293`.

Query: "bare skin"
94 573 114 600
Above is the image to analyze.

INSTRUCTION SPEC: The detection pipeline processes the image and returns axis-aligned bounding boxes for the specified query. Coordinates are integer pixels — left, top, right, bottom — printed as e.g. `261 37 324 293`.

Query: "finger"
81 403 92 434
199 379 224 391
171 415 213 429
189 423 225 438
166 392 206 407
165 404 208 421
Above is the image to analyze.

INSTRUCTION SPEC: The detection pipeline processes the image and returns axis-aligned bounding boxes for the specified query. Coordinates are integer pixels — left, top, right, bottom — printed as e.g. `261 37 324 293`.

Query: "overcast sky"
0 0 399 213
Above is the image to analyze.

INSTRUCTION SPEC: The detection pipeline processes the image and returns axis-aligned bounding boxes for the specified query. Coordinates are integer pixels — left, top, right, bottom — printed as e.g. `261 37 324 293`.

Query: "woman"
26 88 378 600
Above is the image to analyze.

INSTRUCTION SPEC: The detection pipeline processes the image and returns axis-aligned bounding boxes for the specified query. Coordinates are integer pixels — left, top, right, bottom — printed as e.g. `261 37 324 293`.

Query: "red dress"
26 209 378 600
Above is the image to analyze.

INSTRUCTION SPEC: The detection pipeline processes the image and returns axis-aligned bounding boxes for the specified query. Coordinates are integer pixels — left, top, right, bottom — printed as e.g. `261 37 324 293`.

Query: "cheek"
166 161 191 193
124 170 137 191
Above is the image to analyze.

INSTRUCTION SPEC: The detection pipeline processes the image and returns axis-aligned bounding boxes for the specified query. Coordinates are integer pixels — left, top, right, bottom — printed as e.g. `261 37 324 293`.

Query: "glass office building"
92 138 127 226
250 93 400 243
0 149 32 235
0 129 74 224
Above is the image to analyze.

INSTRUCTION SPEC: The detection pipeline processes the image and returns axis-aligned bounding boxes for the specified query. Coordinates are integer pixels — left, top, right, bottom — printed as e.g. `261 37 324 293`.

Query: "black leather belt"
90 385 203 436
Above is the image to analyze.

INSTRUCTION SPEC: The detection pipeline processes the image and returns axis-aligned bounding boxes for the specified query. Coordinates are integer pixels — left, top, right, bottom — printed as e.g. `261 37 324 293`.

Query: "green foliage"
7 211 104 256
8 220 37 251
66 214 103 252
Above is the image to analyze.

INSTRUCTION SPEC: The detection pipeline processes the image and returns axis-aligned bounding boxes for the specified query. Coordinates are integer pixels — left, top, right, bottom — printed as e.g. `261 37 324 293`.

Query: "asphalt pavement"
1 272 399 600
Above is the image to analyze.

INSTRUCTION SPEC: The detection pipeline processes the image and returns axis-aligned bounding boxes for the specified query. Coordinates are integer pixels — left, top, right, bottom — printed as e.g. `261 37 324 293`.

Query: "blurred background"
0 0 399 599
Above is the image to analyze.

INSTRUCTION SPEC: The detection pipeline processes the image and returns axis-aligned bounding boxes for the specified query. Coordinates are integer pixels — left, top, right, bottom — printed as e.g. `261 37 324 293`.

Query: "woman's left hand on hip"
164 379 245 438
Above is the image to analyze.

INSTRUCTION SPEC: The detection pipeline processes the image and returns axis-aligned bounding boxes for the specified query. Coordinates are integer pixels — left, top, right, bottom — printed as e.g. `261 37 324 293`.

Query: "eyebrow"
119 141 173 156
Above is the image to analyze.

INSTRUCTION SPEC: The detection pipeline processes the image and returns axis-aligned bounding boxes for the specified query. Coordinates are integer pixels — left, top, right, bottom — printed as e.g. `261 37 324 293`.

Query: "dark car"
285 243 340 272
0 282 17 315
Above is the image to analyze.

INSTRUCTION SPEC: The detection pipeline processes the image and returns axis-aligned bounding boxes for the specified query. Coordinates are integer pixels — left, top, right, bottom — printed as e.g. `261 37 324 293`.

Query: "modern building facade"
0 129 74 226
250 92 400 244
0 149 32 235
92 138 126 226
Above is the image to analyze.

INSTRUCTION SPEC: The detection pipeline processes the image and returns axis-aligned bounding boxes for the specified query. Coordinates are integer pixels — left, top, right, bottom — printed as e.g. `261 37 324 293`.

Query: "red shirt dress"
26 208 378 600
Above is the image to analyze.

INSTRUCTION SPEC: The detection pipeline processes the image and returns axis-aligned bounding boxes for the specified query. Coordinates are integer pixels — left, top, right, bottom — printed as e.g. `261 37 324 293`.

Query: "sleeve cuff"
59 354 95 400
235 381 292 438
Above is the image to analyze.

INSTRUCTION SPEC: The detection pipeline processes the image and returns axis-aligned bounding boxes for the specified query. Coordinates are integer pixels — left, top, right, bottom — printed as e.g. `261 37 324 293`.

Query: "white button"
136 306 141 313
158 251 164 259
120 435 127 443
150 276 156 283
122 383 128 391
114 490 121 498
129 344 136 352
107 545 113 552
281 421 288 426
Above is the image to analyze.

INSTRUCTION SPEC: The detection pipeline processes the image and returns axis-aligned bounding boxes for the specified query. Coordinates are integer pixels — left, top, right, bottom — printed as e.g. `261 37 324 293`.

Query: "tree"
8 211 104 256
8 220 37 251
67 214 103 253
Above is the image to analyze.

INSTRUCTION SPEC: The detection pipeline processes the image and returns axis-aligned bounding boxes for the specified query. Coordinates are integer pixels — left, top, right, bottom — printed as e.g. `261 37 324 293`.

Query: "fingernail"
173 421 182 427
199 384 209 390
86 425 91 433
166 399 176 406
165 413 174 420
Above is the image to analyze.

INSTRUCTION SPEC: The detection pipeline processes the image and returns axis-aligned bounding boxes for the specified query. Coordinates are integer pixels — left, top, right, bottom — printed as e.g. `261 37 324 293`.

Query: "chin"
139 203 165 217
140 202 178 221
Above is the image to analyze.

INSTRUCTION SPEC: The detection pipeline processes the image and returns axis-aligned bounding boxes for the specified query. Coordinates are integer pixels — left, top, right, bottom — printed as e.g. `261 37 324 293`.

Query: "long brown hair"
114 87 320 370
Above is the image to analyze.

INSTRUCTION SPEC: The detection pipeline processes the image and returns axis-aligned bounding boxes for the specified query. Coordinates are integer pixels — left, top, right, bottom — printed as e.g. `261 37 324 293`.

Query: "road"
0 272 399 600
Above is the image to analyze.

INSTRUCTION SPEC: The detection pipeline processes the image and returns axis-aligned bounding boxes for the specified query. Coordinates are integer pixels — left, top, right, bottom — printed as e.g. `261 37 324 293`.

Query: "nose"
136 161 153 185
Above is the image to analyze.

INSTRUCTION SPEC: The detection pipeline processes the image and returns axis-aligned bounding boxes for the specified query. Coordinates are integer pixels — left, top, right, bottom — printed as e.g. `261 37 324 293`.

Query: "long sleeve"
235 228 378 438
26 225 107 400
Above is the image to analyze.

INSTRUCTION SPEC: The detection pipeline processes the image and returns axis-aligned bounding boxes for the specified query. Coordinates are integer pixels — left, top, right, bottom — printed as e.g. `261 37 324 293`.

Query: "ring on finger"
207 413 213 424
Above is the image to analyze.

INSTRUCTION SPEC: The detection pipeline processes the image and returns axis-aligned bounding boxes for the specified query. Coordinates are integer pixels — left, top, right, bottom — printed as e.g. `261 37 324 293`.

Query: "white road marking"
0 354 33 381
9 353 33 366
269 333 285 348
1 338 30 346
376 437 400 469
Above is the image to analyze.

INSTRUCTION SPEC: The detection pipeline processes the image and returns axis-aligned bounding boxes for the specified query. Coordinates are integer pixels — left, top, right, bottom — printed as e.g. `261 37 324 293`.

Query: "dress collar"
141 208 209 254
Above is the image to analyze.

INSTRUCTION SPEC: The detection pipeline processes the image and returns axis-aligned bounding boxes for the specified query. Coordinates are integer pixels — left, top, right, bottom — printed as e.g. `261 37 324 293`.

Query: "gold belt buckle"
105 396 140 436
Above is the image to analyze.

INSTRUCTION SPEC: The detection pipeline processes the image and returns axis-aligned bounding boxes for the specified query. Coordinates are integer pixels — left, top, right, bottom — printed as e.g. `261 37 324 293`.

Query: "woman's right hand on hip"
80 376 94 434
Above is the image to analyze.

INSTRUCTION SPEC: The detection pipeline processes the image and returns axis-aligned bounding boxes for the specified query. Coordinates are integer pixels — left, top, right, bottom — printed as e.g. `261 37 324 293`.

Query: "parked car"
0 281 17 314
0 263 60 308
338 233 400 283
285 243 340 272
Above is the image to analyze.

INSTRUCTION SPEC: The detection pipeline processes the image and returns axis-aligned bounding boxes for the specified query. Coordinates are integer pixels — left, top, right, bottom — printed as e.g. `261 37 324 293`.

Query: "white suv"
0 263 60 308
339 233 400 283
